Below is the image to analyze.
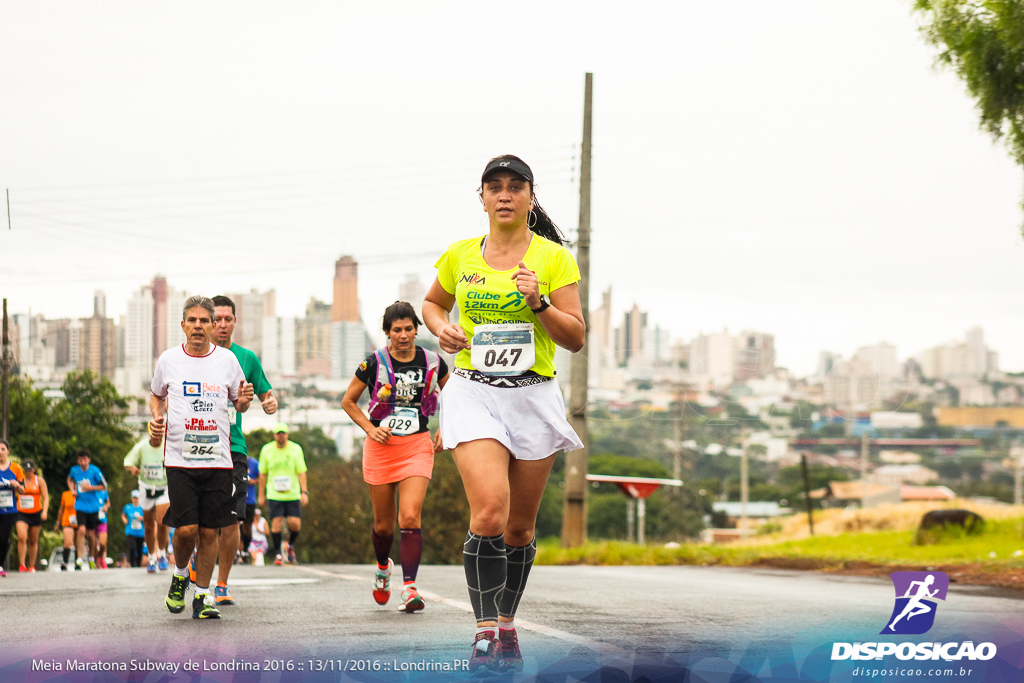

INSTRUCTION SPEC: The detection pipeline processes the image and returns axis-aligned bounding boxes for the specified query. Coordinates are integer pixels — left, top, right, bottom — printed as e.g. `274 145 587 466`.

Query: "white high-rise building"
918 328 998 381
117 285 156 397
399 274 427 322
689 330 735 387
329 321 374 380
262 316 296 377
853 342 899 381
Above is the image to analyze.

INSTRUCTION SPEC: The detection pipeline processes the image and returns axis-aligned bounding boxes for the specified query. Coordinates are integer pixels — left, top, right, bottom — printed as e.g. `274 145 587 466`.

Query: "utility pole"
673 388 683 480
860 429 870 508
562 72 593 548
2 299 10 440
1012 444 1022 506
740 446 749 532
801 453 815 536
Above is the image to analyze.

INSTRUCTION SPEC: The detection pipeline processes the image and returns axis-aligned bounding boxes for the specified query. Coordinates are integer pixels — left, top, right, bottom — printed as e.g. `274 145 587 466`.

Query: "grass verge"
536 513 1024 589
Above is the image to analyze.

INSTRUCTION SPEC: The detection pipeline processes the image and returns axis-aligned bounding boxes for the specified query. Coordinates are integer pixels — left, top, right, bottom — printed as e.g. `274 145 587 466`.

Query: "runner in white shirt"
149 296 253 620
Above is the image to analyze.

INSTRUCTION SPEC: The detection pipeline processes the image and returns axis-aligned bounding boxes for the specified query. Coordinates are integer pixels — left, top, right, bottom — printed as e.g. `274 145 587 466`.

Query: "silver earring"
528 210 537 228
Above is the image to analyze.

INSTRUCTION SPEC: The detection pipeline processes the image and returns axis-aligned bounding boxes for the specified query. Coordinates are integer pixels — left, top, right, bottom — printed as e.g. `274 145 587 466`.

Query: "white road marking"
228 578 318 586
293 566 628 654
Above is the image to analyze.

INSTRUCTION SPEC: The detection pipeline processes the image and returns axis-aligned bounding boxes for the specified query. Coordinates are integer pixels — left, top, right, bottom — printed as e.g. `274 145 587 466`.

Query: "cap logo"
500 162 510 167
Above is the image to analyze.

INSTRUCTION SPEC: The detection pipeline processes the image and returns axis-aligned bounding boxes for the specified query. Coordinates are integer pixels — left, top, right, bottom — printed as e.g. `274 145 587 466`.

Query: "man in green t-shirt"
205 295 277 604
258 423 307 565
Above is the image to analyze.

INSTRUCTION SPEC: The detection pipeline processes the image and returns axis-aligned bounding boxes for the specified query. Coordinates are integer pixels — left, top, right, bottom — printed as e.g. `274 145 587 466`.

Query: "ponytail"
529 197 567 246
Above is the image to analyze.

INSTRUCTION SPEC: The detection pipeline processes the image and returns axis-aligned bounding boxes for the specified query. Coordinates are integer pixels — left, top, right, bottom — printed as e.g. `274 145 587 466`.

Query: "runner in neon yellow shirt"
258 423 307 565
123 428 171 572
423 155 585 675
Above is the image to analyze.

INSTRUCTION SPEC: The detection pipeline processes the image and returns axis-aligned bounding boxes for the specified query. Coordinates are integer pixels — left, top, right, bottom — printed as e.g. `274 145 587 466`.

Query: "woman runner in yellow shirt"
423 155 585 675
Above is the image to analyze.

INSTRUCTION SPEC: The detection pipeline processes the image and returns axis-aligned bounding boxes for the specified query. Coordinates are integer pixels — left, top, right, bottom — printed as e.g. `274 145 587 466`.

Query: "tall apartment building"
399 274 426 322
734 331 776 382
853 342 899 381
115 285 156 397
588 288 614 381
296 298 333 377
78 314 117 379
152 276 169 358
152 276 191 355
329 320 374 380
262 316 296 377
918 327 997 381
689 330 735 386
615 304 646 366
226 288 275 357
332 256 360 323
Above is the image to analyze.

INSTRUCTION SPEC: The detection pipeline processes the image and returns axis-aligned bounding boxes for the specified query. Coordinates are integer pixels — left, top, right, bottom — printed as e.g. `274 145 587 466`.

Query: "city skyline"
7 269 1010 384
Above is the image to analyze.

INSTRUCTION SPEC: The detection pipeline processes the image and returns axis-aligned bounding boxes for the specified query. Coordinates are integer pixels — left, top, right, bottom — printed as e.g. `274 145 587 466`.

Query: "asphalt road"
2 563 1021 682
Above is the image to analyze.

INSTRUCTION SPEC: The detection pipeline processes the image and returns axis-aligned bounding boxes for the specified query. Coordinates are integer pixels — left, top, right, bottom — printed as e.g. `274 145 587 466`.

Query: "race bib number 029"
471 323 536 376
381 407 418 436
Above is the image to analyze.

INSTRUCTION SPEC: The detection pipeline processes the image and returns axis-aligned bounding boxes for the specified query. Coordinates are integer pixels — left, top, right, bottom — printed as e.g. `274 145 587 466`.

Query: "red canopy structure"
585 474 682 544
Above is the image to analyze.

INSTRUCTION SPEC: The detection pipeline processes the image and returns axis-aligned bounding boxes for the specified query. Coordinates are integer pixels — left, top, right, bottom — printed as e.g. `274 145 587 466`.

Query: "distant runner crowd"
0 155 585 676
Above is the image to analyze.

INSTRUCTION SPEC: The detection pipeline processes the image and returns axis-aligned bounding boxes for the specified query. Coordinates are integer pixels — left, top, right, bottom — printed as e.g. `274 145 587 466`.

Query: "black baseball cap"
23 460 36 472
481 156 533 184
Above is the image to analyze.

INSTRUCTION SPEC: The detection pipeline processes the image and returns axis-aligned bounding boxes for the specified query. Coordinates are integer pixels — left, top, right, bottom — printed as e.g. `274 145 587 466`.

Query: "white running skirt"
439 374 583 461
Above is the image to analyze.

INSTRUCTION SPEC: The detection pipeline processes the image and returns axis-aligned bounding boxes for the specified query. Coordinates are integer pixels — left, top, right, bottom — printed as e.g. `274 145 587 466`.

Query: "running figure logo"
881 571 949 635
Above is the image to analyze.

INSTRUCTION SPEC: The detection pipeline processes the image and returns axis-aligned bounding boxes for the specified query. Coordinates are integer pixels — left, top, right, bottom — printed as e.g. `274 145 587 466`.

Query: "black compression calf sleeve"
271 532 282 555
498 537 537 619
372 530 394 568
463 532 506 623
288 530 299 546
400 528 422 583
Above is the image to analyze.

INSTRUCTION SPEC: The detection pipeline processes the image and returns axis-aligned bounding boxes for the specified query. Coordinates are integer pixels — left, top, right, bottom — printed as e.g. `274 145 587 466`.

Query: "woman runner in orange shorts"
342 301 449 612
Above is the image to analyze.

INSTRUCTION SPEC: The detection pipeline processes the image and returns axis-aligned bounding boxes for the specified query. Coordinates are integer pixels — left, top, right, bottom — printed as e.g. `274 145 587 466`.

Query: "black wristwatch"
530 296 550 314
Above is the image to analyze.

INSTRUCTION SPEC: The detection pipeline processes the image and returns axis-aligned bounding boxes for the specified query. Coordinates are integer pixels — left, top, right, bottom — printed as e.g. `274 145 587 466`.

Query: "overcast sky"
2 1 1022 376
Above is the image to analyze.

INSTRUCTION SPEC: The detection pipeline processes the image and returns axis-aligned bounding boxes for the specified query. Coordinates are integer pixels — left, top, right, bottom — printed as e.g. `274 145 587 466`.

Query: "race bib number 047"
471 323 536 376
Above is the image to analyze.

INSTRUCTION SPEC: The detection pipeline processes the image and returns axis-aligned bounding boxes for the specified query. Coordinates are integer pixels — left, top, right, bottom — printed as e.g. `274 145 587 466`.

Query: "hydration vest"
367 346 441 420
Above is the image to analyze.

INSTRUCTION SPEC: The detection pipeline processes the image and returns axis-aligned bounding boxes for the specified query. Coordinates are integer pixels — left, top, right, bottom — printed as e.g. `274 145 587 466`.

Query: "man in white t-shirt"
150 295 253 620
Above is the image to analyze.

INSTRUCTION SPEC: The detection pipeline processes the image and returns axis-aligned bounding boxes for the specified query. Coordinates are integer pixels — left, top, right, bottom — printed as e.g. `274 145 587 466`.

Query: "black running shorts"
18 510 43 527
267 499 301 520
232 452 248 519
164 467 235 529
75 510 100 531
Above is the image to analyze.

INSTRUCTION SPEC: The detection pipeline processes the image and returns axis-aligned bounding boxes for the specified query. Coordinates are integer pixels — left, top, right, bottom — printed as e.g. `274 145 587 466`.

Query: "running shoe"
214 583 235 605
372 559 393 605
274 554 283 566
75 558 83 571
468 631 500 676
19 565 28 573
0 567 6 578
192 593 221 619
165 574 191 614
29 567 35 573
147 561 157 574
61 563 68 571
398 585 425 613
287 546 297 565
188 551 197 583
157 556 169 571
498 628 524 674
89 559 96 570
